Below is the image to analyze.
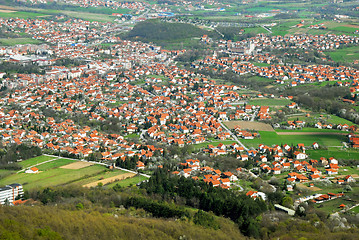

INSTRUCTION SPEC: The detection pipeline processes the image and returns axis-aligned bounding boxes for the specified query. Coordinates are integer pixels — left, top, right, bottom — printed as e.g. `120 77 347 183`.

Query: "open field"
248 98 292 106
192 140 237 151
306 149 359 161
83 172 136 188
17 155 55 169
287 113 355 126
0 163 107 190
36 159 75 171
277 131 346 136
0 38 42 46
296 183 322 192
105 175 148 188
242 131 346 148
60 161 94 169
276 128 344 133
224 121 274 131
325 46 359 63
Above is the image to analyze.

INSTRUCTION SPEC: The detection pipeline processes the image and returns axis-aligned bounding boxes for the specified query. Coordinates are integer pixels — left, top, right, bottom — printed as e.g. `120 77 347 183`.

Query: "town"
0 0 358 239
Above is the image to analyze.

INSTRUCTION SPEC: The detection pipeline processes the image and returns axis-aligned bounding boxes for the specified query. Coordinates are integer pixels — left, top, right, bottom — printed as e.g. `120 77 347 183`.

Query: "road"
218 119 248 151
261 25 272 34
250 110 258 122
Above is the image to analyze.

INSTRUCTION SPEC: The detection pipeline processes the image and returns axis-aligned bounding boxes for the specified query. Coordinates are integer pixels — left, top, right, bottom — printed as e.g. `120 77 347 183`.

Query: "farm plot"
60 161 94 169
18 155 55 169
0 164 106 190
224 121 274 131
83 172 136 188
242 131 346 148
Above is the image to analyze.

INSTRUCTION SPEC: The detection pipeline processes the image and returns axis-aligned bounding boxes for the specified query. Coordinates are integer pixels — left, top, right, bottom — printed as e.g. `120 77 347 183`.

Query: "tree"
281 196 293 208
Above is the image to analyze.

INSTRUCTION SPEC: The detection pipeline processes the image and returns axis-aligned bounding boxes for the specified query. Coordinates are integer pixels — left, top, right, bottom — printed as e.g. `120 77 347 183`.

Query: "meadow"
0 156 135 190
325 45 359 63
248 98 292 106
242 131 346 148
306 148 359 161
0 38 42 46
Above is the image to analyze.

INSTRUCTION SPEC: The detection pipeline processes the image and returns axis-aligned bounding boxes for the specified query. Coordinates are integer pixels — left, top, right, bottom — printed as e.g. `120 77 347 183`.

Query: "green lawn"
18 155 55 169
248 98 292 106
35 159 75 171
306 149 359 161
192 140 237 151
287 113 355 126
0 11 46 18
0 38 42 46
105 175 148 188
351 205 359 214
315 197 349 214
276 128 344 133
325 46 359 63
242 131 346 148
0 164 107 190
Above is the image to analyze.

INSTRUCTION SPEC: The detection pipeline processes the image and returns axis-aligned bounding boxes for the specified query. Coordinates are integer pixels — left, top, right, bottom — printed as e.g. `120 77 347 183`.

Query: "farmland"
0 156 139 190
0 38 42 46
224 121 274 131
325 45 359 64
242 131 346 148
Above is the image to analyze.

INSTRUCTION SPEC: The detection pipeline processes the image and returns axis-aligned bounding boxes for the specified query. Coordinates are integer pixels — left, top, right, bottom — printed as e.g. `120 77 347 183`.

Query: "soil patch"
296 183 322 191
224 121 274 131
60 161 94 169
83 172 136 187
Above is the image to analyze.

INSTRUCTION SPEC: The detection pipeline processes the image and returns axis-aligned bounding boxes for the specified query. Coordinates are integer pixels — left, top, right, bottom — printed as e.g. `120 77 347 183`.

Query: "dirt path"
83 172 136 188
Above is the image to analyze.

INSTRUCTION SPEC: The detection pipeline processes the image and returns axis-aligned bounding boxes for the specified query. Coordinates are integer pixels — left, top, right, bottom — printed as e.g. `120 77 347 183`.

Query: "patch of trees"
0 204 245 240
141 168 267 237
125 196 190 219
0 143 41 170
124 20 216 47
0 61 45 75
54 58 87 68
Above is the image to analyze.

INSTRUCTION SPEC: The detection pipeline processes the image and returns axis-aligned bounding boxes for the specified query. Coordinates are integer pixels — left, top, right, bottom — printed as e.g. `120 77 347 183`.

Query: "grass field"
325 46 359 63
306 149 359 161
276 128 344 133
0 38 41 46
36 159 75 171
0 163 107 190
248 98 292 106
18 155 55 169
192 140 237 151
287 113 355 126
0 11 46 18
105 175 148 188
242 131 346 148
351 206 359 214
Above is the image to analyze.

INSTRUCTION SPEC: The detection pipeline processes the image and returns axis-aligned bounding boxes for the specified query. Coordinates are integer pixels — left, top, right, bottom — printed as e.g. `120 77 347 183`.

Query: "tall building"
0 183 24 205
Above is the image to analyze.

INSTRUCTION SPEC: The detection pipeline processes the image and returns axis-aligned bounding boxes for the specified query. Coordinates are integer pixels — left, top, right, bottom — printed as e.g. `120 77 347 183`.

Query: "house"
25 167 39 173
293 151 307 160
344 175 356 183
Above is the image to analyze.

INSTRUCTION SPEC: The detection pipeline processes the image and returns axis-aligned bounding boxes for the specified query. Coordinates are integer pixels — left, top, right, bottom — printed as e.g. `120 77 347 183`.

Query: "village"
0 1 358 230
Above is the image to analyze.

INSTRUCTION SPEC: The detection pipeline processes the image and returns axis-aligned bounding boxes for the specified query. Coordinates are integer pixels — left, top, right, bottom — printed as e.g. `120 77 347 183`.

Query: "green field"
242 131 346 148
71 169 127 186
352 206 359 214
287 113 355 126
0 11 46 18
0 38 41 46
18 155 55 169
306 149 359 161
35 159 75 171
248 98 292 106
192 140 237 151
325 46 359 63
105 175 148 188
0 164 107 190
276 128 344 133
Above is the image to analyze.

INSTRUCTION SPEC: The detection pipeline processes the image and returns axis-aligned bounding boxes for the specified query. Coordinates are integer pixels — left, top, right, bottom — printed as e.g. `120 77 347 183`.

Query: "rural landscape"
0 0 359 239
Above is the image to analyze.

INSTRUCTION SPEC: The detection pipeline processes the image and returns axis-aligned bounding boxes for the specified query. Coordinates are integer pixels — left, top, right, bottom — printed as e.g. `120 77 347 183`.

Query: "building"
0 183 24 205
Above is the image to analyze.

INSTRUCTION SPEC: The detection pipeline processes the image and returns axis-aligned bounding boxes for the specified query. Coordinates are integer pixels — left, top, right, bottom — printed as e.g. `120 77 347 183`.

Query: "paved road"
250 110 258 122
218 120 248 151
261 25 272 34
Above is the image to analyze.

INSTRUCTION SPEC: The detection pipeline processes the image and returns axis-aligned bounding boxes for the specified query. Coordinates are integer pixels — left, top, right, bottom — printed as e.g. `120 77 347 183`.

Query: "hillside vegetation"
124 20 215 48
